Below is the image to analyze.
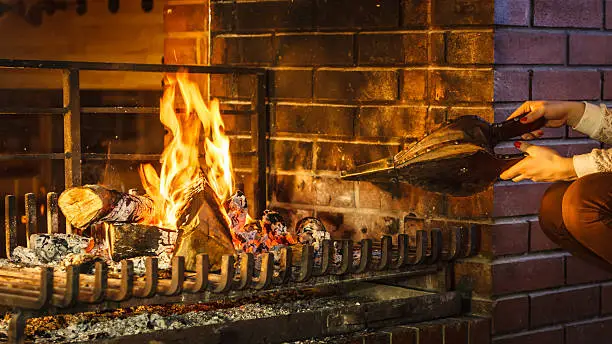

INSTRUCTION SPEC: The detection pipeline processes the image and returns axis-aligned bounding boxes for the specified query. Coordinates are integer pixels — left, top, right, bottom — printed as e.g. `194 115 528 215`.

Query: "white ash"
11 234 93 266
25 297 363 343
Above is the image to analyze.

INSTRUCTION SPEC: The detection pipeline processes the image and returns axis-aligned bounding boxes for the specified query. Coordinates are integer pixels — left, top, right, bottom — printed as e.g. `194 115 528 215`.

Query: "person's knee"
561 174 608 233
539 182 571 240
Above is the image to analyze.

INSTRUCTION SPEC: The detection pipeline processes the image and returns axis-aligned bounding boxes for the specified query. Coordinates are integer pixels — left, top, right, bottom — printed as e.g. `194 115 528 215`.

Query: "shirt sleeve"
571 102 612 177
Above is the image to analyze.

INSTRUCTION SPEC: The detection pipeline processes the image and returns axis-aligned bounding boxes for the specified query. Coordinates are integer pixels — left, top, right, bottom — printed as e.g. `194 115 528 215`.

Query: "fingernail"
520 117 528 123
537 130 544 135
514 141 521 149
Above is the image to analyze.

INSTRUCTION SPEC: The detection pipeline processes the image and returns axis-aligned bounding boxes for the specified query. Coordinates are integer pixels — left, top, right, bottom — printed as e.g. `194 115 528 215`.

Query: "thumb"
514 141 535 154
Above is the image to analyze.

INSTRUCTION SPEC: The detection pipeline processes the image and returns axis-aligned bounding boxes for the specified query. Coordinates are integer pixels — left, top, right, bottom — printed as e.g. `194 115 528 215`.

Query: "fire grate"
0 191 477 343
0 59 269 221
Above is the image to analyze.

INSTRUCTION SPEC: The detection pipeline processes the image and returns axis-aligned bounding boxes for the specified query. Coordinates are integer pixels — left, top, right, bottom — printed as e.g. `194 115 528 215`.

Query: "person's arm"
569 103 612 177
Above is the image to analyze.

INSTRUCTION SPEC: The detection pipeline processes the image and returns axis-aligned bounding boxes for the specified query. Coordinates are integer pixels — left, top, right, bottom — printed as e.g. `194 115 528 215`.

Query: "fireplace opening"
0 0 501 343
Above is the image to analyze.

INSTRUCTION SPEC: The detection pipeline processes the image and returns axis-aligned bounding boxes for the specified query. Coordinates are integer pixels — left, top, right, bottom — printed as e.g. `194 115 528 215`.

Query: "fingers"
518 106 545 124
507 102 532 120
521 130 545 140
500 158 529 180
514 141 540 156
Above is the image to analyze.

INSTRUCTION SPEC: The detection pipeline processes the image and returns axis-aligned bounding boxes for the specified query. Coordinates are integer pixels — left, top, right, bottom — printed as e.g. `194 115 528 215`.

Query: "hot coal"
11 234 95 266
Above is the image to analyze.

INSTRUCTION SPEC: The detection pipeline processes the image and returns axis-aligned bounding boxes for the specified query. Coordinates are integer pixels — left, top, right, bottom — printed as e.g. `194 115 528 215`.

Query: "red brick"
566 255 612 285
432 0 494 26
568 127 589 138
362 332 390 344
534 0 603 28
454 260 493 296
482 223 529 257
444 319 469 344
603 72 612 100
448 106 495 122
314 177 356 208
388 325 418 343
211 35 275 66
494 0 530 26
447 32 494 65
607 0 612 29
357 106 428 139
274 104 355 136
401 0 429 28
164 37 199 64
271 174 316 205
164 4 208 32
430 32 446 64
358 33 428 66
532 70 600 101
492 256 565 295
339 213 401 241
492 296 529 334
211 2 233 32
316 142 400 171
565 317 612 344
446 188 494 219
235 0 313 32
277 34 354 66
401 70 428 101
570 34 612 65
429 69 494 104
494 70 530 102
269 140 314 171
314 69 398 102
492 327 564 344
602 283 612 315
359 182 446 218
492 182 550 217
468 317 491 344
530 286 600 328
495 31 566 65
316 0 400 29
412 322 444 344
269 69 313 99
529 221 560 252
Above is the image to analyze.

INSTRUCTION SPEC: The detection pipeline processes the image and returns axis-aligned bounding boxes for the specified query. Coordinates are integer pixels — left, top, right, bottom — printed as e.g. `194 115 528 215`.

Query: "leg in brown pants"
539 172 612 272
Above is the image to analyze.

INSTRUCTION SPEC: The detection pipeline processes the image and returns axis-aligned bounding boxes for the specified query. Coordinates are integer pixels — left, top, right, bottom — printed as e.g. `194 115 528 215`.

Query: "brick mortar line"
492 251 570 265
492 325 565 340
563 314 612 327
476 280 612 302
494 65 612 70
495 26 611 33
269 136 403 145
213 27 496 35
528 283 603 297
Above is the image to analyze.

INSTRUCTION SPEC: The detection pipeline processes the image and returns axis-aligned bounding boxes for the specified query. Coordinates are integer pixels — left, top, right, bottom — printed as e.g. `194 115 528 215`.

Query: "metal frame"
0 59 269 218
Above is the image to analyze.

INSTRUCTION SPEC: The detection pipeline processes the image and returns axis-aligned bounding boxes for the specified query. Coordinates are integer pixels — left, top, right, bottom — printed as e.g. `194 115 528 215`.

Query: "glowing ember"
139 72 233 230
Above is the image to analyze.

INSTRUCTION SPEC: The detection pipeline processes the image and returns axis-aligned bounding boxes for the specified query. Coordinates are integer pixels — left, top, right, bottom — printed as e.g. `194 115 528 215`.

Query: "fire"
139 72 233 230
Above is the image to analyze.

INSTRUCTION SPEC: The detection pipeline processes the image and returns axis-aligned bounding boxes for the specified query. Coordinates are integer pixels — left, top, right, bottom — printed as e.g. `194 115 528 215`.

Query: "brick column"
454 0 612 343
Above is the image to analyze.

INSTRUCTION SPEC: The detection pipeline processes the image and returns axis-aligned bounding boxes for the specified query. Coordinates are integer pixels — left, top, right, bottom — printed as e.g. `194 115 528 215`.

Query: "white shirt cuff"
573 102 604 138
573 153 599 178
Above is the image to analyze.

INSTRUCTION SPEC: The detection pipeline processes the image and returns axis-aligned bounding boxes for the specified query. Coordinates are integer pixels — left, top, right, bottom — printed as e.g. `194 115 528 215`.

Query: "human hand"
507 101 585 140
499 141 577 182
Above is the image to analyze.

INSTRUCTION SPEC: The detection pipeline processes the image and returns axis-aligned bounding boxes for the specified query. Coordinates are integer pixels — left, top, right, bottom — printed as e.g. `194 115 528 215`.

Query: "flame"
139 72 233 229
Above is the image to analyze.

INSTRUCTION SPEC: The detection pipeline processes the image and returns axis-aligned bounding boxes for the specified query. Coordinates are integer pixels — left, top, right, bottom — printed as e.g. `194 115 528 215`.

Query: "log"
58 185 155 229
104 223 172 262
173 180 236 272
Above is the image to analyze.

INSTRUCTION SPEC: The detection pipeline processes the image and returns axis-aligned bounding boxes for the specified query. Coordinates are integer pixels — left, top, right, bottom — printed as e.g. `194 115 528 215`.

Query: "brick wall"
455 0 612 343
207 0 495 242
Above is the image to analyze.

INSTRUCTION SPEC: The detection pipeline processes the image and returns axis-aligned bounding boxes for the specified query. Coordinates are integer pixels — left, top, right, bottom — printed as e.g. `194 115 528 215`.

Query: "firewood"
104 223 173 262
173 180 236 272
58 185 155 229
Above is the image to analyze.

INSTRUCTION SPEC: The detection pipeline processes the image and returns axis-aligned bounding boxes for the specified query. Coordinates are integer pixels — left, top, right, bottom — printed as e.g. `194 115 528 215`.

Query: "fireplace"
0 0 608 343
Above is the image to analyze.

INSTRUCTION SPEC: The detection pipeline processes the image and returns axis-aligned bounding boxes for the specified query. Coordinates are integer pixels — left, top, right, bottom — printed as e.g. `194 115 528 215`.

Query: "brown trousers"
540 173 612 272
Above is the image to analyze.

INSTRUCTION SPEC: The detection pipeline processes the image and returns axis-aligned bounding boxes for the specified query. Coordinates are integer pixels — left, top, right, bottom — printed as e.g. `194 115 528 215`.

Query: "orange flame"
139 72 233 229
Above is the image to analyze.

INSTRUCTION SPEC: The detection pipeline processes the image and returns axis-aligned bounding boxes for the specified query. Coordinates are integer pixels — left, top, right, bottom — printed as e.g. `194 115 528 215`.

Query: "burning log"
104 223 173 262
58 185 155 229
173 180 236 272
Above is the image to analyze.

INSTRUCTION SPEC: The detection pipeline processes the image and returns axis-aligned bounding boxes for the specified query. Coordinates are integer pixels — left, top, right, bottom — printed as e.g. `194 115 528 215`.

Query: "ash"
23 295 362 343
